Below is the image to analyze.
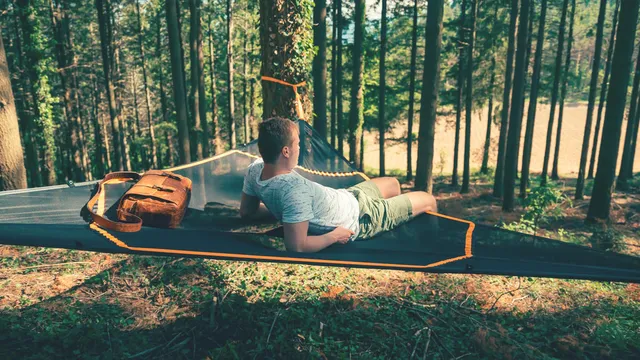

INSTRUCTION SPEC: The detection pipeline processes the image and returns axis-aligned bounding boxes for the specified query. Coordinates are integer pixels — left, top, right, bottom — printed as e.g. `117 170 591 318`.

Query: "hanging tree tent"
1 120 639 283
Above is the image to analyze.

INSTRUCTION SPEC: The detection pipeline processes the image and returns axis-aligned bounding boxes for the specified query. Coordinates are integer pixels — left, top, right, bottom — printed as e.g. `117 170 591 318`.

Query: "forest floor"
1 168 639 359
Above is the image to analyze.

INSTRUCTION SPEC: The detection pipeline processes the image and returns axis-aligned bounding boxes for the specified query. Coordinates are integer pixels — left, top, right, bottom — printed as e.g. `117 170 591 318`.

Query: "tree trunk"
415 0 445 193
0 32 27 190
189 0 204 160
19 0 56 186
208 15 221 154
96 0 122 171
481 57 496 175
243 13 249 144
503 0 531 212
618 46 640 190
522 0 549 197
493 0 518 198
453 0 467 187
541 0 569 186
227 0 236 148
136 0 158 168
50 0 83 182
378 0 388 177
551 0 576 180
313 0 328 138
175 0 189 126
628 100 640 176
461 0 477 194
72 68 90 181
197 2 209 157
407 0 419 181
166 0 191 165
336 0 344 156
348 0 365 169
92 75 106 176
587 0 640 222
156 7 168 169
330 0 337 148
589 0 620 180
575 0 604 200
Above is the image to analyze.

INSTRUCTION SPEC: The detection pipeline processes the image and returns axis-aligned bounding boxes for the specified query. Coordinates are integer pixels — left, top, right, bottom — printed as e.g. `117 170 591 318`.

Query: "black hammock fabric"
0 120 639 283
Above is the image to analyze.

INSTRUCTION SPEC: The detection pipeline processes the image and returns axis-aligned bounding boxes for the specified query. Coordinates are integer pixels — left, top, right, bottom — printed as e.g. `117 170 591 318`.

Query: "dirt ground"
356 103 640 176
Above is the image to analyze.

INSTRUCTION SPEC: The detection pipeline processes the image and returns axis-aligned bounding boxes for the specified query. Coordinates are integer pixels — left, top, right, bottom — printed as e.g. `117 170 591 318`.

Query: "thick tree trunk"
522 0 549 197
313 0 328 138
208 15 221 154
336 0 344 156
166 0 191 164
461 0 477 194
618 48 640 190
227 0 236 148
407 0 419 181
378 0 388 177
589 0 620 180
576 0 606 199
503 0 531 212
96 0 122 170
0 32 27 190
541 0 569 186
587 0 639 222
415 0 445 193
348 0 365 169
243 15 249 144
551 0 576 180
453 0 467 187
136 0 158 168
493 0 518 198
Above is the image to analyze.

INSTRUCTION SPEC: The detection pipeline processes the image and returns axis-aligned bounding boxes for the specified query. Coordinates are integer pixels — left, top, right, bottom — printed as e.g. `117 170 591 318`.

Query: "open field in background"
354 103 640 177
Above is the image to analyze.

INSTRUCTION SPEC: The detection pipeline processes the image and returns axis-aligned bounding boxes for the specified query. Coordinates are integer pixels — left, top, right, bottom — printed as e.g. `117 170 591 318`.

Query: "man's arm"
239 192 273 220
283 221 354 253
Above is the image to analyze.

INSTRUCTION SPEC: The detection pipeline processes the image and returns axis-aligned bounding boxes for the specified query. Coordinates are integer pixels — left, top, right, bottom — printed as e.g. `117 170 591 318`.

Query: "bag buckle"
152 185 174 192
160 172 182 181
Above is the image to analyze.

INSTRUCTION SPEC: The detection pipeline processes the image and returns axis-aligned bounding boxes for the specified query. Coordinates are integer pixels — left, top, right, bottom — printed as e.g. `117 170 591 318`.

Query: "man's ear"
281 146 290 159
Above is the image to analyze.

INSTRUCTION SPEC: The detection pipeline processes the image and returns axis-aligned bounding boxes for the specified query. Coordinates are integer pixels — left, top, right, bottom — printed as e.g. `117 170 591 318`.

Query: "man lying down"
239 117 438 253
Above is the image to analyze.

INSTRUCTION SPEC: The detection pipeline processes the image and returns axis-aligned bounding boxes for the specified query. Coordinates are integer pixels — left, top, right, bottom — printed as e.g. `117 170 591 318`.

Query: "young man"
240 117 437 253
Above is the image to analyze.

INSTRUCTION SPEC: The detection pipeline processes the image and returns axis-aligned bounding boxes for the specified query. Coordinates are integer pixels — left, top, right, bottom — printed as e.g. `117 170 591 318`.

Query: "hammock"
1 120 639 283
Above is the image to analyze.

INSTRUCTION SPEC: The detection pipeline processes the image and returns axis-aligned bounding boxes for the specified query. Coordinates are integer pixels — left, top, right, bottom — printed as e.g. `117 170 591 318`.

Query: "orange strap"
261 76 306 120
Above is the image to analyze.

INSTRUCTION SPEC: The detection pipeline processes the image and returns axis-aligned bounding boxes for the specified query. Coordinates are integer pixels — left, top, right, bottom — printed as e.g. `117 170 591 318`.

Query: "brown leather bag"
84 170 192 232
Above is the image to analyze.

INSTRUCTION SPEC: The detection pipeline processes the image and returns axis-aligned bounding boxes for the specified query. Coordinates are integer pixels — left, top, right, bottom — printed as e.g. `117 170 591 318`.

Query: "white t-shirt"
242 159 360 239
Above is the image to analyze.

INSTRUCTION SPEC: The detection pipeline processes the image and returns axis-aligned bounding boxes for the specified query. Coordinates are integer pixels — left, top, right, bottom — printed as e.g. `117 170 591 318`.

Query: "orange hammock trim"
261 76 306 120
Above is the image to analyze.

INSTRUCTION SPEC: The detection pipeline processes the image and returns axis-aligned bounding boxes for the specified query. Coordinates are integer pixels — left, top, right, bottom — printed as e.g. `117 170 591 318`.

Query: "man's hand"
329 227 355 244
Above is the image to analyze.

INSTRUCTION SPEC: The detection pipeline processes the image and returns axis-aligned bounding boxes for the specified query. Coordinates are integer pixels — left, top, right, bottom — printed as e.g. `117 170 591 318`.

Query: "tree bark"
493 0 518 198
91 75 105 176
197 2 209 157
541 0 569 186
551 0 576 180
461 0 477 194
378 0 388 176
156 6 168 168
575 0 615 200
136 0 158 168
503 0 531 212
330 0 337 148
407 0 419 181
453 0 467 187
96 0 122 171
166 0 191 164
336 0 344 156
348 0 365 169
521 0 549 197
208 15 221 154
313 0 328 138
0 32 27 190
415 0 445 193
189 0 204 160
243 11 249 144
227 0 236 148
482 56 496 175
589 0 620 179
618 46 640 190
587 0 639 222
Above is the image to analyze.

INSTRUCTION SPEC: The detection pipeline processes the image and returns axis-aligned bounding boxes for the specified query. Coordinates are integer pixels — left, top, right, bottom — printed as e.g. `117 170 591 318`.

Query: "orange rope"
261 76 306 120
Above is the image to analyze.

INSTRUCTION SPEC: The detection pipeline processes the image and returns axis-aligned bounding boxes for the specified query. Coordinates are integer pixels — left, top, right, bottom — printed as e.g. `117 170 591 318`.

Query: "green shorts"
347 180 413 240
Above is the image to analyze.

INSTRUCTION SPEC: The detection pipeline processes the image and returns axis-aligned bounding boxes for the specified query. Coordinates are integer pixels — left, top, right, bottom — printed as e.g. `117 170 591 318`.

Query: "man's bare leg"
405 191 438 216
370 177 401 199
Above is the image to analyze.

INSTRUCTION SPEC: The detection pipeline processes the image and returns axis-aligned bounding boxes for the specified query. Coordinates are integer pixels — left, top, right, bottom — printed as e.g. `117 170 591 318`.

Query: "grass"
0 174 639 359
